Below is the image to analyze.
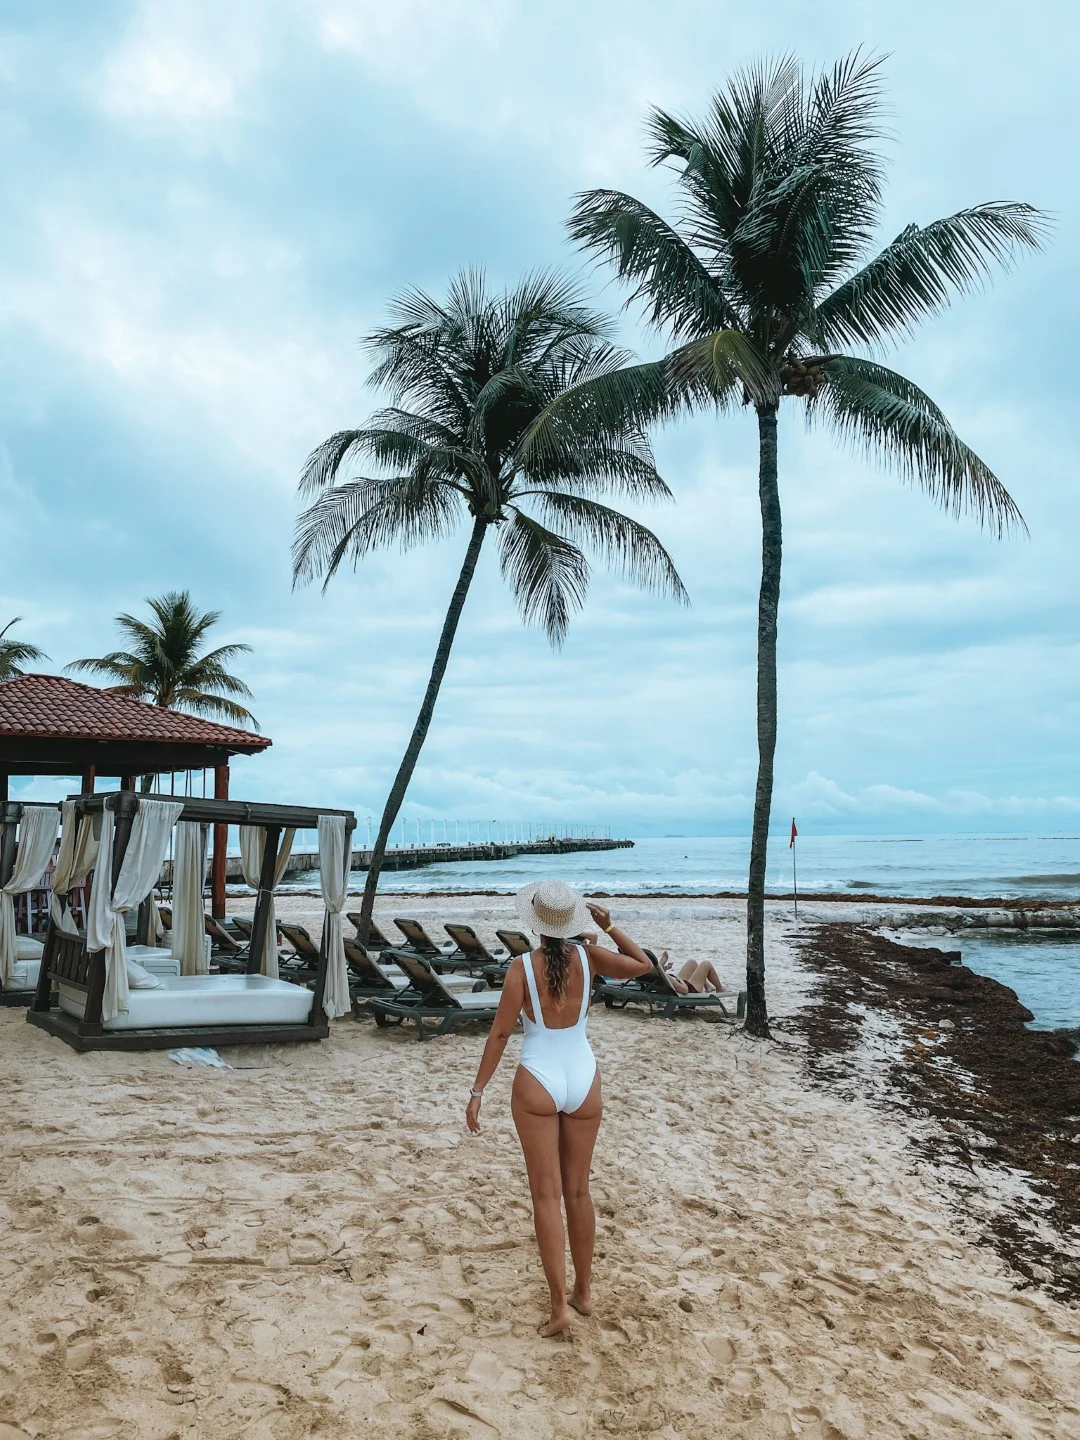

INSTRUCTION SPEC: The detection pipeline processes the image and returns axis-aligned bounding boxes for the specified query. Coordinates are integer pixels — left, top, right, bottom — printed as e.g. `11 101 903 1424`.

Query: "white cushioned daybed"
58 973 314 1031
9 942 180 997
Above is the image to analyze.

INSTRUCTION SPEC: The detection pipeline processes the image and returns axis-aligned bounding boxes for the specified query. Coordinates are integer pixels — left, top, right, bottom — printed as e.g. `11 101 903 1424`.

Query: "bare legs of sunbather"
511 1064 602 1335
661 952 728 995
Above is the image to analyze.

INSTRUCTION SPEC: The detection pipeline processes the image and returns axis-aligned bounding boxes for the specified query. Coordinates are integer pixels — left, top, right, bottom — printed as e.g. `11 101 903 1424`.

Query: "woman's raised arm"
583 903 653 981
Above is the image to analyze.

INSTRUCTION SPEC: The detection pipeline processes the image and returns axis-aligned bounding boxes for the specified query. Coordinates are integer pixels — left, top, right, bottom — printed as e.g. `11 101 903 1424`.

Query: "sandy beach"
3 895 1079 1439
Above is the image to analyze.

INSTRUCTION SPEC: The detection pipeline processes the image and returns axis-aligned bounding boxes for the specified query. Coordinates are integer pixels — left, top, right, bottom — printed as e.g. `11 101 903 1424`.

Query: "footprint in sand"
1004 1358 1035 1389
704 1334 736 1365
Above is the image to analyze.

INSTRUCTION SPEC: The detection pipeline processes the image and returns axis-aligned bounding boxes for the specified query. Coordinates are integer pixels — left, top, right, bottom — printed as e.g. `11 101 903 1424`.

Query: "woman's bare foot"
569 1286 592 1316
539 1304 574 1337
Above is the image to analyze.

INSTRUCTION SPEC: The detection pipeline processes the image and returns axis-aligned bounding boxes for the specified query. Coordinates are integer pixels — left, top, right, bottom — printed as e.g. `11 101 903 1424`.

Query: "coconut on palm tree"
293 269 687 940
69 591 258 747
0 618 48 681
560 53 1046 1036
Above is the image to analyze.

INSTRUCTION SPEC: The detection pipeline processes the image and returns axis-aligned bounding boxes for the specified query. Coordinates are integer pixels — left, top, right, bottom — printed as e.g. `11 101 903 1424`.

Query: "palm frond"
813 204 1049 349
568 189 742 337
521 359 681 468
813 356 1025 536
292 476 463 588
497 509 589 647
668 329 775 408
522 492 689 605
66 651 142 681
171 689 259 728
0 617 49 679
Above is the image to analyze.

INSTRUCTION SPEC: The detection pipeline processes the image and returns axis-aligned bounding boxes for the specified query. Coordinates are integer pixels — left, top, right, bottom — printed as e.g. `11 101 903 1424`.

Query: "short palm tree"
0 618 48 680
69 591 257 763
563 53 1046 1036
293 269 687 939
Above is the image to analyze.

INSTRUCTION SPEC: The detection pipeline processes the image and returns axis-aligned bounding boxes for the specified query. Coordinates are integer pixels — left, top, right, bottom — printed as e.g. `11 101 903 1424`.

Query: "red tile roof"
0 674 271 752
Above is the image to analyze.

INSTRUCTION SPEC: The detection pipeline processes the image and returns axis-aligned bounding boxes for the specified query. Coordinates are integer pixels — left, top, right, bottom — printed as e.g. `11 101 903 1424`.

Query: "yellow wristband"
604 923 616 934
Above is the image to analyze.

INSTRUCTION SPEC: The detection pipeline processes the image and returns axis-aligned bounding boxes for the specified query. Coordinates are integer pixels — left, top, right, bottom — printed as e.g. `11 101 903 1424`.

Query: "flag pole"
790 817 798 922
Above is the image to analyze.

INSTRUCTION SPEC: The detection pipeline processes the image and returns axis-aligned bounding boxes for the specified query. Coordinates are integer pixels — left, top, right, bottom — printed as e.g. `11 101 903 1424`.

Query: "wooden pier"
161 835 634 886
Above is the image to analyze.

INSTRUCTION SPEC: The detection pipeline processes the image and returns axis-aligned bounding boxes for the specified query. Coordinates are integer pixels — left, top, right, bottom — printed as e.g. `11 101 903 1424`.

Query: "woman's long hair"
540 934 571 1002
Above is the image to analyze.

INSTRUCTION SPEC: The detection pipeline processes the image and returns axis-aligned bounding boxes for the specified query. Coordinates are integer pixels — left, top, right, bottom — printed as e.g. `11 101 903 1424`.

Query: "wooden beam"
0 773 7 806
69 793 353 830
81 767 95 795
0 739 267 776
245 825 281 976
211 763 229 919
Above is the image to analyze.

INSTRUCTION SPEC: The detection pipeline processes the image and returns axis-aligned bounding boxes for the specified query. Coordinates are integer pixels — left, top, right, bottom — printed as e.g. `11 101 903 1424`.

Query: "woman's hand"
466 1094 482 1133
586 902 611 931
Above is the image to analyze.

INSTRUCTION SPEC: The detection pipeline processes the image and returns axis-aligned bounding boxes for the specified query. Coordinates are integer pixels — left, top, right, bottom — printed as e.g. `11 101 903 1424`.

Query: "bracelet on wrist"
604 923 616 934
470 1088 484 1099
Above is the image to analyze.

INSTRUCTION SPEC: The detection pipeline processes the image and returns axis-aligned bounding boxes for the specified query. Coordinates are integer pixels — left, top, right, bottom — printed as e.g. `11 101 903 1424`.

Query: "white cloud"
101 0 268 122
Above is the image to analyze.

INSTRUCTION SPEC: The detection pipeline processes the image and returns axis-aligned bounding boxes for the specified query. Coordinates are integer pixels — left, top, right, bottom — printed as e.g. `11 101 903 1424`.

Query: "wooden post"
0 773 8 806
245 825 281 976
80 767 96 795
211 762 229 919
0 802 19 893
120 775 136 792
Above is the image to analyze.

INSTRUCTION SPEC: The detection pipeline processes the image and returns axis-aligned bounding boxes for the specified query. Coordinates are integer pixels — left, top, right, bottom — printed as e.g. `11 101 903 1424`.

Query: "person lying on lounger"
659 952 730 995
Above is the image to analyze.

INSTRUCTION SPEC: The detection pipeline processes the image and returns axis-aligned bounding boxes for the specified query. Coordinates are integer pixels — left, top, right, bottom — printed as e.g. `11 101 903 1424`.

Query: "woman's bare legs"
512 1067 572 1335
560 1070 602 1315
677 959 727 993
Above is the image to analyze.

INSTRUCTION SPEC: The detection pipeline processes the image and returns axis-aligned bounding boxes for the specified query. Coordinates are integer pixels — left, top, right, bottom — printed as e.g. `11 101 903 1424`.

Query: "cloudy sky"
1 0 1075 836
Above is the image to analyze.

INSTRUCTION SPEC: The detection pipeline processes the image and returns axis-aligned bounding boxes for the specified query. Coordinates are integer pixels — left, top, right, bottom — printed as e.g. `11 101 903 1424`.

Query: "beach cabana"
0 673 272 918
28 791 356 1052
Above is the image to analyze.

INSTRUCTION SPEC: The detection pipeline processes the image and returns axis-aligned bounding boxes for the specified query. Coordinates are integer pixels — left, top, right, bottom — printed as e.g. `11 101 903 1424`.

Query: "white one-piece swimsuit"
518 944 597 1114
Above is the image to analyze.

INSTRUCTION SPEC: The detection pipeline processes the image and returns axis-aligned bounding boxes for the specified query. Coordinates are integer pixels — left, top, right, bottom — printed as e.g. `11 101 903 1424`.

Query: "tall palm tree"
293 269 687 939
562 53 1046 1036
69 590 258 758
0 618 48 681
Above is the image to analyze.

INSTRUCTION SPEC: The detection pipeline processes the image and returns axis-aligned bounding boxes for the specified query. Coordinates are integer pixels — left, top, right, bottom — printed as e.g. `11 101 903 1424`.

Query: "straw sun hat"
516 880 593 939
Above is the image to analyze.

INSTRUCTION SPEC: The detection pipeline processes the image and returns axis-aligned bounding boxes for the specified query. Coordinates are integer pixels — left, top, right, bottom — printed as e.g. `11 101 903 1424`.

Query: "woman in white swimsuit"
466 881 652 1336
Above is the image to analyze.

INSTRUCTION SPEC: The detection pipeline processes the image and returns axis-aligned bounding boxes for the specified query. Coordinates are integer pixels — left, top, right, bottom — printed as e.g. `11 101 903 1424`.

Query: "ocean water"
277 833 1080 1035
951 935 1080 1033
283 832 1080 901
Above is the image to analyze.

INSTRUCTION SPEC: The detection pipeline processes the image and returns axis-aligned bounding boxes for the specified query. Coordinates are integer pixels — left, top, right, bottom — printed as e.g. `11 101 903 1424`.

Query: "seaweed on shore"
791 923 1080 1303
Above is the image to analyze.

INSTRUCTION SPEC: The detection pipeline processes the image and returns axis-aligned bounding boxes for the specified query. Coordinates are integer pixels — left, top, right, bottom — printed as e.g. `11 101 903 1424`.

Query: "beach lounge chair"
494 929 534 957
391 917 460 959
344 938 480 1004
277 922 329 978
345 914 393 950
230 915 254 940
440 922 518 986
597 956 746 1021
366 950 501 1041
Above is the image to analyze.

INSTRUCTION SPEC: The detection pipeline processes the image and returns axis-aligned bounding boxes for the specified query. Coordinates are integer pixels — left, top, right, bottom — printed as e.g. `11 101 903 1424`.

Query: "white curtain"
239 825 295 978
171 822 209 975
317 814 350 1020
51 802 100 933
0 806 61 986
88 799 184 1022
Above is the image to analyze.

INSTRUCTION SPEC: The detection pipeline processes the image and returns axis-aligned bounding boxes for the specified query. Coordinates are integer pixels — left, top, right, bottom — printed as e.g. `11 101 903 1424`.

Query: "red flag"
789 818 798 848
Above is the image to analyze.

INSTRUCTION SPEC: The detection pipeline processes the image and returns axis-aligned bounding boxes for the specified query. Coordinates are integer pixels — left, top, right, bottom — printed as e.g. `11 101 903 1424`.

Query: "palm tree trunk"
356 517 488 943
745 404 780 1038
